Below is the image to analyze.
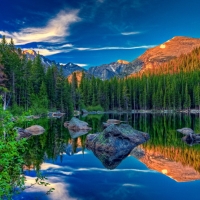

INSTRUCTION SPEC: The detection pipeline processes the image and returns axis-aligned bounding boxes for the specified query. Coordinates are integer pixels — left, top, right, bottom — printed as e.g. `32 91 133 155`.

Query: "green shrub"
86 105 104 112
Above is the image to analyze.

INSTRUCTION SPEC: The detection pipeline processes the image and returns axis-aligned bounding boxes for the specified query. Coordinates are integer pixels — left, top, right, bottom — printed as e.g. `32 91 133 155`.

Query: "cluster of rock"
63 117 150 169
64 117 92 139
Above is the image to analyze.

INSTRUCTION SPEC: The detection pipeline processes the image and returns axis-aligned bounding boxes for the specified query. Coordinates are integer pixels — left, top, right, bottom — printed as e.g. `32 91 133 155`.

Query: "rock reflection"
181 135 200 146
68 129 89 139
86 124 149 169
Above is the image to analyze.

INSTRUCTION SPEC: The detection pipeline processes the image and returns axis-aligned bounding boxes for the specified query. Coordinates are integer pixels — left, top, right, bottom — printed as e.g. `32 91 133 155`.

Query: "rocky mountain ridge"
128 36 200 76
23 36 200 79
138 148 200 182
88 60 129 80
23 50 85 77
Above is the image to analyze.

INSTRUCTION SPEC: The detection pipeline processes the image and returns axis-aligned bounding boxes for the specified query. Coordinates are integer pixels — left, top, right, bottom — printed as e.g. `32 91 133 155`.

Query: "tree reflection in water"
22 113 200 177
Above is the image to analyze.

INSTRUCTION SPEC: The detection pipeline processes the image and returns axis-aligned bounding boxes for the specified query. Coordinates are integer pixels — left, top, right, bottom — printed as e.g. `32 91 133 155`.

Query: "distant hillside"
58 63 86 77
23 36 200 80
88 60 129 80
23 50 85 77
23 49 56 67
127 36 200 77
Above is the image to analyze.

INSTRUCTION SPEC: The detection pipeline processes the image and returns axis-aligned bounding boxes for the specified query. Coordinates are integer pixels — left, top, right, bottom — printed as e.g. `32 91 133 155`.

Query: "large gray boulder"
86 124 149 169
64 117 92 130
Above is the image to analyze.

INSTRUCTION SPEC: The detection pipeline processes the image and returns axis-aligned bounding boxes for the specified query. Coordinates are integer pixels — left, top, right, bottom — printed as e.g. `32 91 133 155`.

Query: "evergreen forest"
1 36 200 114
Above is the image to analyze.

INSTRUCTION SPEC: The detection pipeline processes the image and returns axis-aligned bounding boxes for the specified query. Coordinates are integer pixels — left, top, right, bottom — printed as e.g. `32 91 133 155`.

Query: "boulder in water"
86 124 149 169
64 117 92 130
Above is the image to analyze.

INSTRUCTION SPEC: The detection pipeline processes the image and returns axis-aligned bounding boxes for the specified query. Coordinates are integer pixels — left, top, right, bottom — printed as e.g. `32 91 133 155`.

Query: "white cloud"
123 184 141 187
74 63 88 67
40 163 62 170
76 47 91 51
75 45 155 51
25 45 155 56
121 32 140 35
61 43 74 48
24 176 77 200
0 10 80 45
22 44 155 57
77 167 156 173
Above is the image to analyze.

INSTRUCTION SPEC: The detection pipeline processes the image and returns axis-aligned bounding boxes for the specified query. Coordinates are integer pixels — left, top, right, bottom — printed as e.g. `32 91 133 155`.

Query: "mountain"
58 62 86 77
88 60 129 80
127 36 200 76
23 50 85 77
23 36 200 80
23 50 56 67
138 148 200 182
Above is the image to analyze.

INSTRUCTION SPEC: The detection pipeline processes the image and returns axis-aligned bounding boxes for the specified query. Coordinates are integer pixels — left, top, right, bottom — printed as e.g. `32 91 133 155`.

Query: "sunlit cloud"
121 31 141 35
28 48 64 56
0 10 81 45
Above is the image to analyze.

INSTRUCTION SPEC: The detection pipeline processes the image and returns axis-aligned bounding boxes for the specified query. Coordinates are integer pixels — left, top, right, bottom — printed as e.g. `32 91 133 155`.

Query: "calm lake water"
14 113 200 200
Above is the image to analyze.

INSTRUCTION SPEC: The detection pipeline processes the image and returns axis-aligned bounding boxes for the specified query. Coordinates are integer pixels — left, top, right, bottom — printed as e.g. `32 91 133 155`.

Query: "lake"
14 113 200 200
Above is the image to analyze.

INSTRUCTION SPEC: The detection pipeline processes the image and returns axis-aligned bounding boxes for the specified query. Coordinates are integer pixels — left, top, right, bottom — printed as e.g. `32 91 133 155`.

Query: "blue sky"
1 0 200 68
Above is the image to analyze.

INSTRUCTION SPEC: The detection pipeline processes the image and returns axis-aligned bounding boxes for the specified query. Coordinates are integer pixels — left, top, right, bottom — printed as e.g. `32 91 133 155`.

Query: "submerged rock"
64 117 92 130
86 124 149 169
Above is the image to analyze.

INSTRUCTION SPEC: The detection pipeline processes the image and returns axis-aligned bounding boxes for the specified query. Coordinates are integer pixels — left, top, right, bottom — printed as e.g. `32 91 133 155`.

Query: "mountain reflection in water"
15 113 200 200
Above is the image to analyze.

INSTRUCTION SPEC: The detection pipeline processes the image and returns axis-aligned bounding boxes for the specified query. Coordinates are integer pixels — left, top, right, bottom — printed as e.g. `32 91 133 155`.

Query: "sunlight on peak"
117 60 129 64
162 169 168 174
160 44 166 49
23 49 36 55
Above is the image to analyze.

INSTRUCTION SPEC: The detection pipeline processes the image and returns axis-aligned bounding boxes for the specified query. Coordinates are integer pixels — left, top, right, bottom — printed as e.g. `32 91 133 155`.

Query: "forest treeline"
78 47 200 111
0 36 73 115
1 36 200 113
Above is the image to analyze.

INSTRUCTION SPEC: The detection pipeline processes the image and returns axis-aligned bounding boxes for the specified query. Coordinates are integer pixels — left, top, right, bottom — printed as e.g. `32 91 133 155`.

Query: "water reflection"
22 114 200 173
18 113 200 199
138 147 200 182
